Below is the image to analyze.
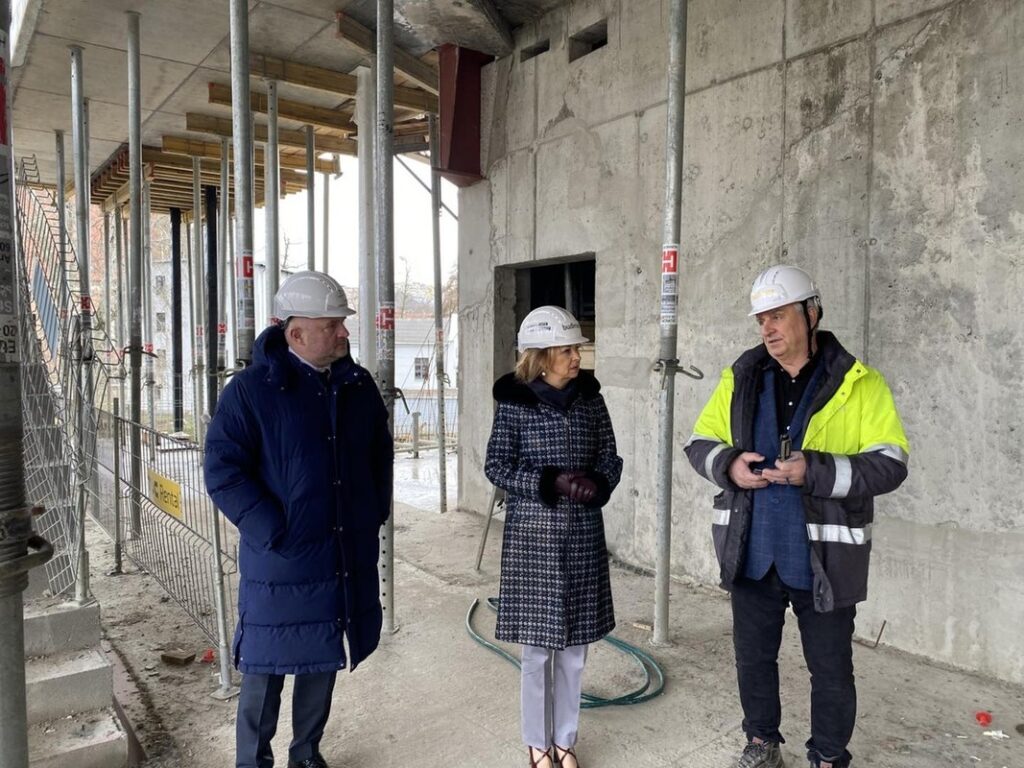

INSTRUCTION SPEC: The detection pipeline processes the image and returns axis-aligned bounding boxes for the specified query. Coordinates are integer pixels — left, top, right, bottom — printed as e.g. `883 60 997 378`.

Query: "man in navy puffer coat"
205 271 393 768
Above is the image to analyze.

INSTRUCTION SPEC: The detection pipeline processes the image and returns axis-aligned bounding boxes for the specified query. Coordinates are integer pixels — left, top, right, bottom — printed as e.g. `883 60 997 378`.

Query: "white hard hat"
274 271 355 320
748 265 821 316
517 306 589 350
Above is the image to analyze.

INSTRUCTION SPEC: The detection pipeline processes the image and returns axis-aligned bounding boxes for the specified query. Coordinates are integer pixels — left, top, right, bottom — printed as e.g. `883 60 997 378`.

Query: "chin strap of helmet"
801 298 823 357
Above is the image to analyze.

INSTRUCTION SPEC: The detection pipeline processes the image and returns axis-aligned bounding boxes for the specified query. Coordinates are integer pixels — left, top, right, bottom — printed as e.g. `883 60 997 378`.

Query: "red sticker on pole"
662 245 678 275
144 343 153 354
217 322 227 334
81 295 93 313
375 307 395 331
238 254 254 279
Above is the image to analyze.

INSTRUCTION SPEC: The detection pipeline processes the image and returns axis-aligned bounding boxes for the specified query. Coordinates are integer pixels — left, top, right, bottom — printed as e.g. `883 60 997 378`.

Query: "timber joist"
90 143 307 214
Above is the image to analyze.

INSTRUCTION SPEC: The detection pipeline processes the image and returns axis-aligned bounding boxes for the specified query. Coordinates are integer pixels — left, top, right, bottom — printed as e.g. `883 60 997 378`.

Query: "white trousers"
520 643 589 749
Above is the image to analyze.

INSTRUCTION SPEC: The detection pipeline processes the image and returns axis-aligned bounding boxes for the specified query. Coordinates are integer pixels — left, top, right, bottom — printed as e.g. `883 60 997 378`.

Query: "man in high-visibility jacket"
685 265 909 768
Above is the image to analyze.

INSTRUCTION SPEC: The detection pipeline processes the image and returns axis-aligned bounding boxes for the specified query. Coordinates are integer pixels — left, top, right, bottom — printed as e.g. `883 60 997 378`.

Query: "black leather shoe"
287 755 328 768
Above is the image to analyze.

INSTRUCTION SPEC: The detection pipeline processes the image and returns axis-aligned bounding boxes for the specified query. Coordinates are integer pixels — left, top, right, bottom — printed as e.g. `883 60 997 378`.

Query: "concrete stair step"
24 599 101 657
25 648 113 725
28 707 128 768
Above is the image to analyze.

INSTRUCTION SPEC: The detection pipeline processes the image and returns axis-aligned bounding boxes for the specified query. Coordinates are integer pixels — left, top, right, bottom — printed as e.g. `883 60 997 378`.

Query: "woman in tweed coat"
485 306 623 768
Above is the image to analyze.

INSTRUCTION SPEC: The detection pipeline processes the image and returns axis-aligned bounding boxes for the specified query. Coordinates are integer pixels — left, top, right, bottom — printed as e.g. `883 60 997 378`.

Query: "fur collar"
493 369 602 405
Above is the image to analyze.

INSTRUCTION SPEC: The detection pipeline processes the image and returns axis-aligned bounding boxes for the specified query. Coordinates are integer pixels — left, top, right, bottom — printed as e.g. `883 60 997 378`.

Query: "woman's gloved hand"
568 476 597 503
553 470 584 498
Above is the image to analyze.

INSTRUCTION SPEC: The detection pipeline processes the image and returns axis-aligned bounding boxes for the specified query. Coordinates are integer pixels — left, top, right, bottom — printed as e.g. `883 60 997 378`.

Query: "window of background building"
414 356 430 379
156 312 166 332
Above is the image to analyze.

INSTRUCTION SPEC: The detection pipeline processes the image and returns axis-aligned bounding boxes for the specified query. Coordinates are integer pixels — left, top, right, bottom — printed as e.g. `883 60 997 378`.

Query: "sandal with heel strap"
528 746 554 768
554 745 579 768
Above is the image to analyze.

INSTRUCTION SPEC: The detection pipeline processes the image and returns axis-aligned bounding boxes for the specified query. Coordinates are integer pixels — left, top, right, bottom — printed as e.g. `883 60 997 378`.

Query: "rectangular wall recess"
568 20 607 63
520 40 550 63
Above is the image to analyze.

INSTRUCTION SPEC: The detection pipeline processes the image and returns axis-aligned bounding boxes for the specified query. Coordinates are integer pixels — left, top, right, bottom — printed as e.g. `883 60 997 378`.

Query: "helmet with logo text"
517 306 589 351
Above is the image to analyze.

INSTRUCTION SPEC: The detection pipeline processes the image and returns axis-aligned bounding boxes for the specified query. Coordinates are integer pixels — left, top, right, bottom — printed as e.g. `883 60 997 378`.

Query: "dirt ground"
86 452 1024 768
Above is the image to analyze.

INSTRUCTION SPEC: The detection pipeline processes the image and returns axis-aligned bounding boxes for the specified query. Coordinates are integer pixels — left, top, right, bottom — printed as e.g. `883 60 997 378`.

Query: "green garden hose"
465 597 666 708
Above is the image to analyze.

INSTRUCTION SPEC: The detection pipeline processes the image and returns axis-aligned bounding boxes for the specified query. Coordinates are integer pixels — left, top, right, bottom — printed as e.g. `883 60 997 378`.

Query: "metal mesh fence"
87 406 238 646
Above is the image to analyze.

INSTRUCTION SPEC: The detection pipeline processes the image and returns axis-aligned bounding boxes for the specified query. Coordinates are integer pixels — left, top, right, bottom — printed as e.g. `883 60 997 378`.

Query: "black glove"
568 476 598 503
553 471 584 498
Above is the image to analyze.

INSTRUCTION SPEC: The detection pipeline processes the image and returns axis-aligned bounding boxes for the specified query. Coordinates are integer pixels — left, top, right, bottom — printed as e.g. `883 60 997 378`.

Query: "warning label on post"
660 244 680 327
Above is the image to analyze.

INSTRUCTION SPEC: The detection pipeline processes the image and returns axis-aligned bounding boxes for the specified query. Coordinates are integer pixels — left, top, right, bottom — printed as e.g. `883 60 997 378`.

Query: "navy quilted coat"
204 325 393 675
485 371 623 649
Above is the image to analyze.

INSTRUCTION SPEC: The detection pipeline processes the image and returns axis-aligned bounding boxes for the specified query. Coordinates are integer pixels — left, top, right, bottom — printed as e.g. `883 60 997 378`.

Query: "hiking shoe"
732 741 785 768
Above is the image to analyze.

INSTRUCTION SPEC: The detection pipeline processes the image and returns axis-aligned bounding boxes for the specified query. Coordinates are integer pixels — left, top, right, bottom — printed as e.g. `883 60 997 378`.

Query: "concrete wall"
458 0 1024 684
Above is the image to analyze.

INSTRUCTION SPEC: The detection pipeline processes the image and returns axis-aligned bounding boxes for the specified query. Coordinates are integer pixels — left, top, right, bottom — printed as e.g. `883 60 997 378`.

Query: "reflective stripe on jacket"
684 331 909 612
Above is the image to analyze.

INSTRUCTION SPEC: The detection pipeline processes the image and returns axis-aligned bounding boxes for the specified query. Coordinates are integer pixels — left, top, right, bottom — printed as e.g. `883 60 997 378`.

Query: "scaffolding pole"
356 65 377 375
305 125 315 270
230 0 255 364
265 81 280 316
127 11 142 534
321 169 330 273
54 130 68 298
376 0 397 634
428 115 448 513
170 208 184 432
653 0 700 647
192 159 206 441
143 181 155 438
70 45 95 604
218 139 230 374
1 8 54 767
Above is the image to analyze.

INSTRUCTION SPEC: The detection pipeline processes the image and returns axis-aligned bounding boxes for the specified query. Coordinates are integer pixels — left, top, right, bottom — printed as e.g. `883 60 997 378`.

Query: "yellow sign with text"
148 469 182 520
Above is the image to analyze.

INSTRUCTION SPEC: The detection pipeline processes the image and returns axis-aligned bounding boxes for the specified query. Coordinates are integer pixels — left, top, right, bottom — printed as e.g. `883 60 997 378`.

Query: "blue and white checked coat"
485 371 623 649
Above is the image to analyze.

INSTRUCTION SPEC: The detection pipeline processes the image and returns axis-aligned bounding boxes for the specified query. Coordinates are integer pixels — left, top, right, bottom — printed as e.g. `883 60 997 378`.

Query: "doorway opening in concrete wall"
512 255 597 370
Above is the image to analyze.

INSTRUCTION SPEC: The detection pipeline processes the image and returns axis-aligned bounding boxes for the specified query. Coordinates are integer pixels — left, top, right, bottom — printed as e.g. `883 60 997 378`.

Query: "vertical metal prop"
143 182 155 437
653 0 690 647
230 0 255 364
127 11 142 535
70 45 94 604
112 398 123 574
204 185 218 417
170 209 184 432
192 158 205 441
265 81 280 316
1 9 54 767
376 0 397 633
356 66 377 374
428 115 448 513
305 124 315 270
114 206 126 407
218 139 229 371
321 169 330 272
54 130 68 297
103 212 111 344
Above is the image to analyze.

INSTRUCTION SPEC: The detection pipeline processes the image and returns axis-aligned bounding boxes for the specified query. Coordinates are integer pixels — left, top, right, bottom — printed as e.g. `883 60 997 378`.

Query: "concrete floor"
88 451 1023 768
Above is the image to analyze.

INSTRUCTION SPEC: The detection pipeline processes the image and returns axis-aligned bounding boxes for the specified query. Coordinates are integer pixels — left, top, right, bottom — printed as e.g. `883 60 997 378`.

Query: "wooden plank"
208 82 357 134
335 12 439 94
185 113 357 156
160 136 340 173
249 52 437 113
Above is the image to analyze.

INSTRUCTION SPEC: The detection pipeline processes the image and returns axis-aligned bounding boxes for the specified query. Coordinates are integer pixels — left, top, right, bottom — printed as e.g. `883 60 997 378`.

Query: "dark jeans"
731 568 856 768
236 671 337 768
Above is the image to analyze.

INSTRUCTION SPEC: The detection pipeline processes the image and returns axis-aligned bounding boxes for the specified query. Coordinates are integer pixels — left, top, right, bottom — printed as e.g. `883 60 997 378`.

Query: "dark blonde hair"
514 348 557 383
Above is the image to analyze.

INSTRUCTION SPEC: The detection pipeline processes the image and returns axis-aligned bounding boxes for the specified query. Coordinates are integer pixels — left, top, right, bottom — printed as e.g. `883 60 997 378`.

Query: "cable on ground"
465 597 665 708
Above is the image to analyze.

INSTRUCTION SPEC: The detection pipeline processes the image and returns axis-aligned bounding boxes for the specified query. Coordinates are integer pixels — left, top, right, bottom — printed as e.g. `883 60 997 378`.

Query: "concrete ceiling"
10 0 567 207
